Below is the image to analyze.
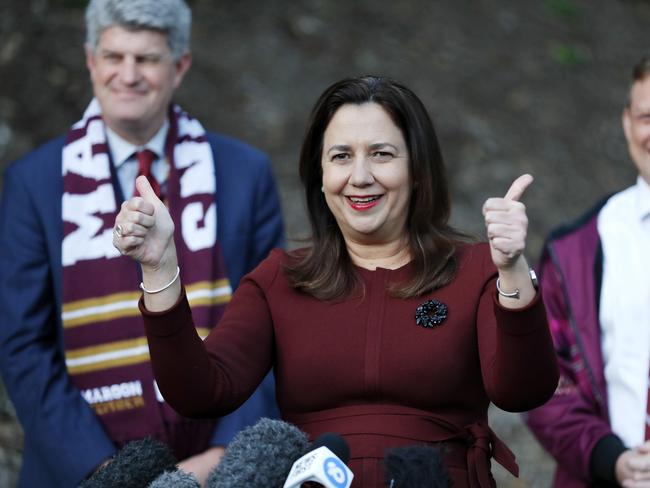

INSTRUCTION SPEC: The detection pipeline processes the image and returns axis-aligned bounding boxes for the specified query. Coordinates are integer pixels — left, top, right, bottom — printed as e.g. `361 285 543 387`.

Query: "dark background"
1 0 648 485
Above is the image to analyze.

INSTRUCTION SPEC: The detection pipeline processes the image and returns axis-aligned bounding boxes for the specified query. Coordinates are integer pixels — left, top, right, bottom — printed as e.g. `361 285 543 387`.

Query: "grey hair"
85 0 191 60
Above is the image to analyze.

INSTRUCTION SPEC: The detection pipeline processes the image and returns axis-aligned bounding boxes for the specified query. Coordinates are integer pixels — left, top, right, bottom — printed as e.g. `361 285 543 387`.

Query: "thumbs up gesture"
112 175 175 269
482 174 533 271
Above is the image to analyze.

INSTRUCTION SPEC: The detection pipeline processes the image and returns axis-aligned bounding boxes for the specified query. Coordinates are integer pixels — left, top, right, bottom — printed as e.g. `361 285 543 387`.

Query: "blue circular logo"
323 456 348 488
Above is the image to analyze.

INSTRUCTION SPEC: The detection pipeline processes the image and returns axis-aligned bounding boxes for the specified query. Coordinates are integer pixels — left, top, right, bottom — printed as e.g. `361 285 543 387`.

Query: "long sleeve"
143 255 279 421
525 250 617 483
476 247 559 412
0 156 116 487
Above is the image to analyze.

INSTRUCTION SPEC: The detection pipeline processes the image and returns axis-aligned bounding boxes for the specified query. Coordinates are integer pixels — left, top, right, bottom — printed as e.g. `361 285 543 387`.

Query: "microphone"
79 437 177 488
206 417 310 487
310 432 350 464
383 445 451 488
283 433 353 488
147 469 201 488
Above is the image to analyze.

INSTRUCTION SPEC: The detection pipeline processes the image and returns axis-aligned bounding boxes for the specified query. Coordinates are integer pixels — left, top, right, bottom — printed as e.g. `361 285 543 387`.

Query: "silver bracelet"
495 268 539 300
495 277 520 299
140 266 180 294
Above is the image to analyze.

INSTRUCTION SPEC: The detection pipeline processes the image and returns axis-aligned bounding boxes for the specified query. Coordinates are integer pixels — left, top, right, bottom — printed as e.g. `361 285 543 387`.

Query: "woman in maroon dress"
113 76 558 487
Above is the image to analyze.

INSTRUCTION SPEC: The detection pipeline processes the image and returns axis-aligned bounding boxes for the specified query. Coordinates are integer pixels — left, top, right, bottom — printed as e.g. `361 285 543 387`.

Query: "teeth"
349 196 379 203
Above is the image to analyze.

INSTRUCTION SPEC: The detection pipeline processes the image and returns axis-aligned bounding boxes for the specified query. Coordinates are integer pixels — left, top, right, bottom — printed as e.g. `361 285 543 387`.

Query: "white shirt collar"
635 175 650 222
105 120 169 168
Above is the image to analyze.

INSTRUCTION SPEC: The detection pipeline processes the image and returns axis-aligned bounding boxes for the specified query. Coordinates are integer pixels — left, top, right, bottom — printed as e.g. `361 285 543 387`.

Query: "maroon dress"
142 243 558 487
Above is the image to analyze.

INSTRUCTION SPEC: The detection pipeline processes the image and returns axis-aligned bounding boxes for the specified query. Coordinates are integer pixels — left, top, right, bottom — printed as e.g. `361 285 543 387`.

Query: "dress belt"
285 404 517 488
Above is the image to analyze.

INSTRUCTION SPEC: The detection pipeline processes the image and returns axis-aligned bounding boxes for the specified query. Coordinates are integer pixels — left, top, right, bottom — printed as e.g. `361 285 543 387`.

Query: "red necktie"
134 149 161 199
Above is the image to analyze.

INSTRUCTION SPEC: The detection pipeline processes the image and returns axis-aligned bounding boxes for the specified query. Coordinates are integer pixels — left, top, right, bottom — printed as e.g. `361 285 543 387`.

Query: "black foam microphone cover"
79 437 177 488
310 432 350 463
383 444 452 488
147 469 201 488
206 417 310 488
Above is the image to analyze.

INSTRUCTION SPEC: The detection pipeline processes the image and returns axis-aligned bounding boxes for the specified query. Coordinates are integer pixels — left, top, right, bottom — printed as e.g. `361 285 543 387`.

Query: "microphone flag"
283 445 353 488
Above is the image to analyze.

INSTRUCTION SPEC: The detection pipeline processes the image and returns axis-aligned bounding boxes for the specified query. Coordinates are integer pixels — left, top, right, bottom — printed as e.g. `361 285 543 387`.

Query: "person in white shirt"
526 53 650 487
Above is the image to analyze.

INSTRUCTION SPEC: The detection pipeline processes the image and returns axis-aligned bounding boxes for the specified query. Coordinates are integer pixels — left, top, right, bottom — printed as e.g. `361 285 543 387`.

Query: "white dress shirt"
105 121 170 200
599 175 650 447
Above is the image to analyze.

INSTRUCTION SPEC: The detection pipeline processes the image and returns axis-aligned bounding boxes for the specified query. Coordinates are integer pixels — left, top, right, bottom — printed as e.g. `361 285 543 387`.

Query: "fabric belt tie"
464 421 518 487
285 404 518 488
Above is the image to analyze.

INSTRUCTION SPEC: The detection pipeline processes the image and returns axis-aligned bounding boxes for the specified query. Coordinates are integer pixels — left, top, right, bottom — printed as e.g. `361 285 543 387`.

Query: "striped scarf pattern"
61 99 230 456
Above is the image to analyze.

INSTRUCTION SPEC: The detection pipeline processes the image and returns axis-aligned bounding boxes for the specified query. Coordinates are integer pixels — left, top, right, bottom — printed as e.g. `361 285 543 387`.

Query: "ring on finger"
114 224 124 238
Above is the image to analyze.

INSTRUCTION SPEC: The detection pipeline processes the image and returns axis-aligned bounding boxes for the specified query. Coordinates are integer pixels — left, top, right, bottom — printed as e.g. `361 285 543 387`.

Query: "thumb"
135 175 162 205
504 173 534 202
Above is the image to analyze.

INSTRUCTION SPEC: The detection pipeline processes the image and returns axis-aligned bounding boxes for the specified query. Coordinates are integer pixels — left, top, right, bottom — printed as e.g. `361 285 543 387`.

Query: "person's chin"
101 94 142 112
109 92 153 110
112 111 147 124
104 113 153 135
348 220 383 238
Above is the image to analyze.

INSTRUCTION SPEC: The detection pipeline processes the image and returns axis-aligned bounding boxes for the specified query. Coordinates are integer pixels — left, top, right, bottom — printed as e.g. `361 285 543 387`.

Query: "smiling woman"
321 103 412 254
114 75 559 487
287 76 466 300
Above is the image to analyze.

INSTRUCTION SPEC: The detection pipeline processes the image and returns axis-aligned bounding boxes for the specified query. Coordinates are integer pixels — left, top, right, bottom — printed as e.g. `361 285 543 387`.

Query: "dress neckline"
353 260 413 280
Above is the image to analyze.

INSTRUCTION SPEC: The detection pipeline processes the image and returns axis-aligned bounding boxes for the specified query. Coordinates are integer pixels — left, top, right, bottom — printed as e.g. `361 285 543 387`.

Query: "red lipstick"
346 195 382 211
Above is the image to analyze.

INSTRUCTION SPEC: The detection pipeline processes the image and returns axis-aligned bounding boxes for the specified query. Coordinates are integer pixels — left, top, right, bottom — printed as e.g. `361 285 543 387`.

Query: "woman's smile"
346 194 384 211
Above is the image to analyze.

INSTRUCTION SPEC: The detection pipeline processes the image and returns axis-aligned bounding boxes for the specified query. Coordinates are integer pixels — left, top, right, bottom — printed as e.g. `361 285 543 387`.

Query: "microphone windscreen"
206 417 310 488
310 433 350 464
383 445 451 488
147 470 201 488
79 437 177 488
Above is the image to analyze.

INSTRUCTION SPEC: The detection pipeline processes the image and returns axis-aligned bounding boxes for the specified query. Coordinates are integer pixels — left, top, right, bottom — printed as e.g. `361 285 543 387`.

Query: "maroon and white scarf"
61 99 231 457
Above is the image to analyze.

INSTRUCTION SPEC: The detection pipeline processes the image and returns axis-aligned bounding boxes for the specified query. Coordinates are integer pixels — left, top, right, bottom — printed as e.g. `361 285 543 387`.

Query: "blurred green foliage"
545 0 580 22
548 41 590 67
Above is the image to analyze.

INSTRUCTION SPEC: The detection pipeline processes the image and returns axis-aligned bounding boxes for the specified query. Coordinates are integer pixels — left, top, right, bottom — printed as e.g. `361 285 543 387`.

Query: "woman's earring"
321 186 325 193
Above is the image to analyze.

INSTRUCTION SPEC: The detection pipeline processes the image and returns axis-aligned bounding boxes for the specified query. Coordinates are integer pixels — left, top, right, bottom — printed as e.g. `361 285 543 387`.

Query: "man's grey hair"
85 0 191 60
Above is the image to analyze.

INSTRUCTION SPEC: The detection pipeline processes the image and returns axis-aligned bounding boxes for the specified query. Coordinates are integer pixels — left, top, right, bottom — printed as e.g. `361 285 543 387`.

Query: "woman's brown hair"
285 75 469 300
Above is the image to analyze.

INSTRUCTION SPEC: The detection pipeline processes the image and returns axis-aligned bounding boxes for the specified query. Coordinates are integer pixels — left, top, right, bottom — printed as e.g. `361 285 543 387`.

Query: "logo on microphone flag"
324 456 349 488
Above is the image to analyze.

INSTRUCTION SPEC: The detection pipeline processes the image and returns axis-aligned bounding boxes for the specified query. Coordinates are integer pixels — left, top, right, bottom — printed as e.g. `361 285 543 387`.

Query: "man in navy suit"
0 1 283 486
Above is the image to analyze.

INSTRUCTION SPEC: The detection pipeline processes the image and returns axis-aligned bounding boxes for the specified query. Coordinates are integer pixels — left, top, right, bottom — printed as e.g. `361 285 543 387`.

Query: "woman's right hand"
113 176 181 311
113 175 175 270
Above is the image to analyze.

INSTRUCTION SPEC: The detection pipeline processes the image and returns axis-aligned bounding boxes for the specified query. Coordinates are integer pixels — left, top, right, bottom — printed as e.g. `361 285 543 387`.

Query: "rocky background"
1 0 649 486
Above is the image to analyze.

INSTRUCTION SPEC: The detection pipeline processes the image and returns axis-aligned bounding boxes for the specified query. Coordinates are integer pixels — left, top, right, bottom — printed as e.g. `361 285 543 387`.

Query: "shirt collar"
635 175 650 222
106 120 169 169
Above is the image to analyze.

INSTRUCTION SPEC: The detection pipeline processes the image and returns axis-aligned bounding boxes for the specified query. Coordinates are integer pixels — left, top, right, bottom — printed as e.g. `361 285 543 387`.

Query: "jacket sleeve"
209 147 283 447
524 250 617 483
208 372 279 445
246 151 285 268
0 160 116 486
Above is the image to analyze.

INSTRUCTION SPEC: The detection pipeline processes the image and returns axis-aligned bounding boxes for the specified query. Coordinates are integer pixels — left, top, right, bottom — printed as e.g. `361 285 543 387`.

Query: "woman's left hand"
482 174 533 271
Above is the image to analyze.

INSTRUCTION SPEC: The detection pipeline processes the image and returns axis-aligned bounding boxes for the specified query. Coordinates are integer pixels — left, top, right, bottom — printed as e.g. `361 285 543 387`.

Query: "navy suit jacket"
0 132 284 487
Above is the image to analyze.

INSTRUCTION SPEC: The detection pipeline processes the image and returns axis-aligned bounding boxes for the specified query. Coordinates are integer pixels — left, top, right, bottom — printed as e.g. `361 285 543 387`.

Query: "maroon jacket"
525 197 627 487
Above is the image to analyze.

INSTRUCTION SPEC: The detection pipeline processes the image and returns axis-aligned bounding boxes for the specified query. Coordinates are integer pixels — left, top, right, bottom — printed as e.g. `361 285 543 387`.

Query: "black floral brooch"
415 299 448 328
